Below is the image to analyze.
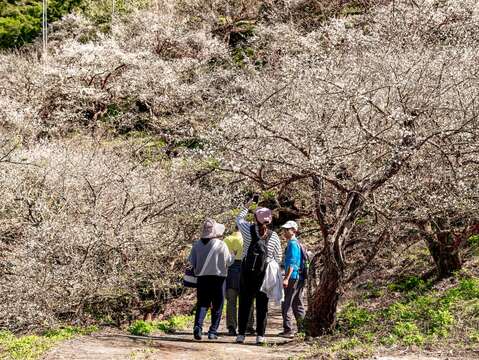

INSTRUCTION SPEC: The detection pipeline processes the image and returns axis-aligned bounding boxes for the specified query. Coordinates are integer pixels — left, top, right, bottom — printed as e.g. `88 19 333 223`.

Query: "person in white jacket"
189 219 235 341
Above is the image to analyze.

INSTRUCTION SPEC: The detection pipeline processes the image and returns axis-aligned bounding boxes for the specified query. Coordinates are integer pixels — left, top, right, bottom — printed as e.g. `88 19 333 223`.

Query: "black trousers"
194 276 225 334
238 270 268 336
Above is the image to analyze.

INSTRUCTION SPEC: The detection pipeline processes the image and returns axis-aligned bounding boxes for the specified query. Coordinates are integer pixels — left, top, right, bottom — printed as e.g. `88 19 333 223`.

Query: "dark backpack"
243 225 271 273
298 241 310 280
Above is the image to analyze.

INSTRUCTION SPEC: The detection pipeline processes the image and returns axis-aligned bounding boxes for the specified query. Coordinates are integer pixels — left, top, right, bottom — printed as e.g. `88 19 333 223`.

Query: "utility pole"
42 0 48 64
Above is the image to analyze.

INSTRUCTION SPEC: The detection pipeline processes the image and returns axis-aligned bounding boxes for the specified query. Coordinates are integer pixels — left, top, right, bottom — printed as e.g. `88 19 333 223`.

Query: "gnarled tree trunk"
306 185 362 336
423 220 461 279
306 246 343 336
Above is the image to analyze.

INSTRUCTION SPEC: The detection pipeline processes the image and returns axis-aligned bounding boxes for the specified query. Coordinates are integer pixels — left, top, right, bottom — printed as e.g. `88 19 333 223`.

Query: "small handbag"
183 240 220 288
183 267 198 288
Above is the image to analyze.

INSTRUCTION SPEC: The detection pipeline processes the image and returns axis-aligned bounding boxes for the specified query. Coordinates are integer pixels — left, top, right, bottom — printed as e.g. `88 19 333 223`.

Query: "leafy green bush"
0 0 152 48
0 332 51 360
0 0 82 48
468 234 479 247
330 337 362 351
81 0 150 24
157 314 192 333
127 320 155 336
128 314 193 336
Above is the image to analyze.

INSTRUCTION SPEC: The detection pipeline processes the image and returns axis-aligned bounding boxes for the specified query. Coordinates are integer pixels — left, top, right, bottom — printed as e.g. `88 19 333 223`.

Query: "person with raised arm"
223 225 255 336
235 195 282 345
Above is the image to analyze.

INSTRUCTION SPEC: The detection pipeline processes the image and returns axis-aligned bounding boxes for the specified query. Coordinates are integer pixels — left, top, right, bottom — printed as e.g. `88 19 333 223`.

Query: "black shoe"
278 330 294 338
228 327 237 336
193 326 202 340
208 332 219 340
246 328 256 335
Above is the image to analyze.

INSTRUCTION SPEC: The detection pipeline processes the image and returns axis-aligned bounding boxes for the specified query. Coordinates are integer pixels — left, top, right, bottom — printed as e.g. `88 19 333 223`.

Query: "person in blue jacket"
279 220 305 337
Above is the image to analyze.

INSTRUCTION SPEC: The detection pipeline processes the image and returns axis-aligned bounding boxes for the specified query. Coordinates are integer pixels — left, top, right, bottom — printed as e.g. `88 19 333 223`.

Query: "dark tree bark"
426 232 462 279
306 183 363 336
306 248 343 336
423 220 462 279
305 125 416 336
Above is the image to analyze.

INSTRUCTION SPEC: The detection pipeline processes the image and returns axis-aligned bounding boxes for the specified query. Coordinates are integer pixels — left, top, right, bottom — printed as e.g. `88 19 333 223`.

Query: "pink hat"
255 207 272 225
201 219 225 239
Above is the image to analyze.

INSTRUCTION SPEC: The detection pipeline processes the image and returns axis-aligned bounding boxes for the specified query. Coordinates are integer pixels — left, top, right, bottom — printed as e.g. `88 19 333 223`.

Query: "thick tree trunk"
306 248 343 337
425 231 461 279
306 189 361 337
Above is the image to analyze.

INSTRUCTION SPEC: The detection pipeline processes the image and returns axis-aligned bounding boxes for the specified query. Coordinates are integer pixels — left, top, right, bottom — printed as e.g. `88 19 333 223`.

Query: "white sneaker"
236 335 245 343
256 336 266 345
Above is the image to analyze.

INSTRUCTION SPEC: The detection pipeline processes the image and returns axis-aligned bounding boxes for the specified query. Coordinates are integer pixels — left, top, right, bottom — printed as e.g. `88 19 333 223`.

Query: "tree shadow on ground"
96 333 292 346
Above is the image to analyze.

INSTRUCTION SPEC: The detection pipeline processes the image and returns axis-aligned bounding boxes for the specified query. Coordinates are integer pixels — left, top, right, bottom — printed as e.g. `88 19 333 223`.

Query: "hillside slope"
0 2 478 359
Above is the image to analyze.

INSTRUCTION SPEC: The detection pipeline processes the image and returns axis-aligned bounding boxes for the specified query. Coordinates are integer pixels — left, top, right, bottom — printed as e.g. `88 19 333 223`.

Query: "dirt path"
43 304 305 360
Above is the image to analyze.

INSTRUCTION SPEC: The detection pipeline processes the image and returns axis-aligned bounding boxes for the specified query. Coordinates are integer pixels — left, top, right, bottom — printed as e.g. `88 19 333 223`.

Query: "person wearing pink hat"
189 219 235 341
234 195 282 345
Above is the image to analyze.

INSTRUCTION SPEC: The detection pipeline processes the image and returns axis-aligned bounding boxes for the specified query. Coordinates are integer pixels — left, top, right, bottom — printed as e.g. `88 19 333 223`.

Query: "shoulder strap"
250 225 272 243
197 240 220 276
298 242 309 260
250 224 259 244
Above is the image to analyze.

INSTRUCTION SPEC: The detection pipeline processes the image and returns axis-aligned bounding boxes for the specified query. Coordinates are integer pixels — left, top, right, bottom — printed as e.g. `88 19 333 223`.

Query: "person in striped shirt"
235 197 282 345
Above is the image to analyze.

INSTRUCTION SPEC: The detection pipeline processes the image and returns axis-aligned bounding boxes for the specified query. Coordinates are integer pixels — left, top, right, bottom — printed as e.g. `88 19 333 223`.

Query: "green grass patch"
128 313 194 336
333 277 479 351
388 275 432 294
467 234 479 256
127 320 156 336
156 314 192 333
0 326 97 360
338 303 375 334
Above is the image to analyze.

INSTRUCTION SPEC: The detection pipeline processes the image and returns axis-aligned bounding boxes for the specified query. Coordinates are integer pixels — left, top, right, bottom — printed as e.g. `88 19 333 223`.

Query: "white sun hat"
201 219 226 239
281 220 298 230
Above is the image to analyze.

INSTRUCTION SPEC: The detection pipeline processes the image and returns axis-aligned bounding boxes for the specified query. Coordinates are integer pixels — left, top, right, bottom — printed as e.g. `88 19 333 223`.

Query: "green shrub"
0 0 82 48
128 314 193 336
428 308 454 336
128 320 155 336
81 0 151 24
380 334 398 346
157 314 192 333
468 234 479 247
386 302 416 321
0 0 152 48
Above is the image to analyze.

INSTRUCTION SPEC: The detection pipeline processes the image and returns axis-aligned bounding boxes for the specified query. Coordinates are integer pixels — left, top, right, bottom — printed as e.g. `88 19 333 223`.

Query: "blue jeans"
194 276 225 335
